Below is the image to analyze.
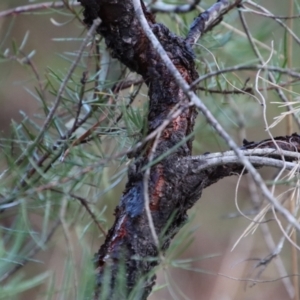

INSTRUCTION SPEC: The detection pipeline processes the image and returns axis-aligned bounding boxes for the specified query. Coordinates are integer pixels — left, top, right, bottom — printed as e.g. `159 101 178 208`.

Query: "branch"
191 151 300 172
15 18 101 165
192 64 300 87
77 0 300 299
245 1 300 47
0 0 201 18
186 0 234 45
0 1 81 18
150 0 201 13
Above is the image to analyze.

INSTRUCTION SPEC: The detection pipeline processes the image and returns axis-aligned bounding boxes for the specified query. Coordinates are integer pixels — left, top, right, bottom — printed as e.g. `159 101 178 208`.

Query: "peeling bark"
78 1 300 299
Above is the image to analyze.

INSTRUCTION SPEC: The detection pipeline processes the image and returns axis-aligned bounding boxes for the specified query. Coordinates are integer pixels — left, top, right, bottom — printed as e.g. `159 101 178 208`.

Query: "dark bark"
78 1 300 299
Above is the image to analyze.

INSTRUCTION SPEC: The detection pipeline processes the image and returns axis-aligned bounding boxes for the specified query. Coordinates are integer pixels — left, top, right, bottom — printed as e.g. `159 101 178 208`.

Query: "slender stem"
16 18 101 165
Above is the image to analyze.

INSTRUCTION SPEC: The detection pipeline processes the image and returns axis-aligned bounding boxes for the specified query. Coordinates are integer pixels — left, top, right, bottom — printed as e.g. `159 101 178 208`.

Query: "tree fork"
78 0 300 299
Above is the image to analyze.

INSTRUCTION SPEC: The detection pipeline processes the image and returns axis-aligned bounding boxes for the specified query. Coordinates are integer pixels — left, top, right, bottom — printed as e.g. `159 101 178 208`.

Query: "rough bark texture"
78 1 300 299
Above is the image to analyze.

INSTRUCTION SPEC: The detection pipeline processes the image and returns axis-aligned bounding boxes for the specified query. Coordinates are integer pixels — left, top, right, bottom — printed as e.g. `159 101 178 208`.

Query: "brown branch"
0 0 201 18
67 191 107 237
192 64 300 87
76 0 300 299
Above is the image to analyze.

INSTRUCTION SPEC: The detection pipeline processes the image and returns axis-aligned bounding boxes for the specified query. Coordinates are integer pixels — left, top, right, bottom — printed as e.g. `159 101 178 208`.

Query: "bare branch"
190 152 300 173
16 18 101 165
193 64 300 87
245 0 300 47
186 0 233 45
0 1 81 18
150 0 201 13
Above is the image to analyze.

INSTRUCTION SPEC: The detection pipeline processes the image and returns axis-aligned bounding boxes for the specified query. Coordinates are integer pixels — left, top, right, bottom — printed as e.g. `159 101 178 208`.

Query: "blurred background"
0 0 299 299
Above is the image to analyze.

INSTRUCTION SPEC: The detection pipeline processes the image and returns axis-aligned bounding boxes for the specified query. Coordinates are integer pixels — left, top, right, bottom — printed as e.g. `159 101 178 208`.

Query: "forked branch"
77 1 300 299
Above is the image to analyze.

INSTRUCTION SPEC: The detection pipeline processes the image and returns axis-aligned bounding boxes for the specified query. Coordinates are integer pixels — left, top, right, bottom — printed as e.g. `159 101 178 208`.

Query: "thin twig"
51 189 107 236
259 222 295 298
241 7 300 20
193 64 300 87
186 0 231 45
16 18 101 165
245 1 300 47
70 193 107 236
231 104 293 296
197 78 299 95
150 0 201 13
20 50 45 99
238 9 300 129
0 1 81 18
